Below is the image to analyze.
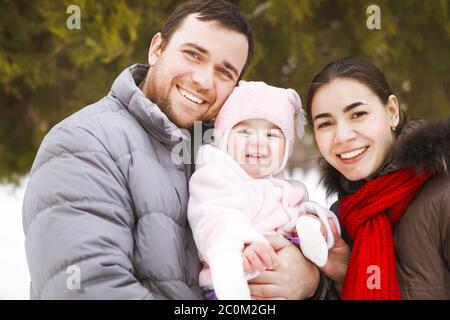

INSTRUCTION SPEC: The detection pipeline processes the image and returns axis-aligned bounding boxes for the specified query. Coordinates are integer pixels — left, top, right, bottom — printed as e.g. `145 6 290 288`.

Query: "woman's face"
311 78 399 181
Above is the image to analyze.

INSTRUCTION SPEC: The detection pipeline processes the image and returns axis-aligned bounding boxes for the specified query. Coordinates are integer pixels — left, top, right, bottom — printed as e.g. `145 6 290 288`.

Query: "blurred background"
0 0 449 299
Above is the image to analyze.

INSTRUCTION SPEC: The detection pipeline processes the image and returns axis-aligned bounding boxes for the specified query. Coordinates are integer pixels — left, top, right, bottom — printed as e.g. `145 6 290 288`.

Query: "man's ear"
148 32 164 66
387 94 400 128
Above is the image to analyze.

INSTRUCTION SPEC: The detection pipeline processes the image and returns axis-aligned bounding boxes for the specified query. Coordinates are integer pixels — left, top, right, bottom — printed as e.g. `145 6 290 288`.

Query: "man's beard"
145 68 197 129
147 72 172 121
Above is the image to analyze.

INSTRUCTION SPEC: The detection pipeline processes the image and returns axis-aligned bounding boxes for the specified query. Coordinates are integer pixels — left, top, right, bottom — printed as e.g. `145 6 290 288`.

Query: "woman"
306 57 450 299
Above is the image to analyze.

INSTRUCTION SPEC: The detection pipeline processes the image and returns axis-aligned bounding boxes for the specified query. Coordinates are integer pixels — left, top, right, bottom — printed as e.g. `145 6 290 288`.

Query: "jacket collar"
109 64 188 147
321 118 450 197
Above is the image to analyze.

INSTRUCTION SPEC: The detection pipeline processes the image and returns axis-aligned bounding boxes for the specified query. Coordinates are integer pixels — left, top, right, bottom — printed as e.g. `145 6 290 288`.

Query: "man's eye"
220 69 232 79
185 50 200 60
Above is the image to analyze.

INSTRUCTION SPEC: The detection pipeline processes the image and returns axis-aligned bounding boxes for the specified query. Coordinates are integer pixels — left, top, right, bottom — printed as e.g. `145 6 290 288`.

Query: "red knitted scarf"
339 167 433 300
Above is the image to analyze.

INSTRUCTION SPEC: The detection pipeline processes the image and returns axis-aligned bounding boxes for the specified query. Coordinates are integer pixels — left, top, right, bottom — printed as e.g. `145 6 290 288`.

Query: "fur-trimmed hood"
321 118 450 198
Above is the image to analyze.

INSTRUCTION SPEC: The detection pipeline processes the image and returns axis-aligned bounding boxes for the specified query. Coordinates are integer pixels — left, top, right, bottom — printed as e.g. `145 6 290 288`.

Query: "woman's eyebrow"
313 112 332 122
313 102 367 122
343 101 367 113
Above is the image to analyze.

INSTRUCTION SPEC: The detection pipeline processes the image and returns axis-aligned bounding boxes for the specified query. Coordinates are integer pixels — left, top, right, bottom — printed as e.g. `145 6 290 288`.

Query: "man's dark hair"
161 0 253 80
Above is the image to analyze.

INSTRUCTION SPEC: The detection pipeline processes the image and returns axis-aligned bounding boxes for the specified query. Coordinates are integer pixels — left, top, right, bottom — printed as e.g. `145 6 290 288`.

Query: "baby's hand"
297 201 341 245
297 214 327 237
242 242 278 275
296 201 341 267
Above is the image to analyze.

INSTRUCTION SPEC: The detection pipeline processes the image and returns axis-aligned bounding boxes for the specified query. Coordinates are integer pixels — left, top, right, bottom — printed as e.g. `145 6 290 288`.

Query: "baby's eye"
267 131 280 138
237 129 250 135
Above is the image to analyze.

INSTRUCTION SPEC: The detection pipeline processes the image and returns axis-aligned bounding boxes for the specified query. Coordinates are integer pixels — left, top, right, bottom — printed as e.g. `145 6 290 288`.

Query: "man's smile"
177 85 206 105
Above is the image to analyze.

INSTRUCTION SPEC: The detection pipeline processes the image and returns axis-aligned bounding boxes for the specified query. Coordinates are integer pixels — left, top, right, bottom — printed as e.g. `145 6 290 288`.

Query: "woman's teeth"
339 147 367 159
179 87 204 104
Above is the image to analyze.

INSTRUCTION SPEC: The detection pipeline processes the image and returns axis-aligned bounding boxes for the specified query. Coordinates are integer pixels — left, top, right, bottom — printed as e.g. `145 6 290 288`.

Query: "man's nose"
334 122 357 144
191 66 214 91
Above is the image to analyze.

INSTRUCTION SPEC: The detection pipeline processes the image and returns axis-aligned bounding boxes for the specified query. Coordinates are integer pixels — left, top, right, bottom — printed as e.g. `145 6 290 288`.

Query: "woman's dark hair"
160 0 254 80
305 57 406 132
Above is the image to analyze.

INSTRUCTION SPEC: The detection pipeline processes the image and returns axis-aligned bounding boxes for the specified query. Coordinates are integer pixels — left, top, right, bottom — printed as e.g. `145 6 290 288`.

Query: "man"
22 0 322 299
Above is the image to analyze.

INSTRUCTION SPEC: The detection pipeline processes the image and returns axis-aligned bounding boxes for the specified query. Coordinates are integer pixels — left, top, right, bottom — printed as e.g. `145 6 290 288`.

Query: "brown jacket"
322 119 450 299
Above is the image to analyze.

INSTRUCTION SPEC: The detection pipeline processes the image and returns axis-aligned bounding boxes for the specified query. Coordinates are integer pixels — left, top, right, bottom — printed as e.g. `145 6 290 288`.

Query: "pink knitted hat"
213 80 306 174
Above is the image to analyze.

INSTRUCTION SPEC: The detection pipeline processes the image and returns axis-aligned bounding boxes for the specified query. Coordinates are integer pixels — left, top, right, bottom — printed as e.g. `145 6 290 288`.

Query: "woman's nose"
334 122 357 144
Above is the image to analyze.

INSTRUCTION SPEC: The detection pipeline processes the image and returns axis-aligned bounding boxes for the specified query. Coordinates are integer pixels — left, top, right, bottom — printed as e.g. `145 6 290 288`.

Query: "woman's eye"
318 121 331 129
352 111 367 119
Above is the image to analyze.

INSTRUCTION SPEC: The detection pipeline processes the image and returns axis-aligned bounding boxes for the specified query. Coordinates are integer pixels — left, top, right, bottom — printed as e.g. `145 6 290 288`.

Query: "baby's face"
227 119 286 179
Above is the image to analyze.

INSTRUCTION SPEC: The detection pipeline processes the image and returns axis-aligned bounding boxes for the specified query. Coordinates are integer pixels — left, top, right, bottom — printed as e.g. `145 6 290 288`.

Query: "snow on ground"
0 177 30 300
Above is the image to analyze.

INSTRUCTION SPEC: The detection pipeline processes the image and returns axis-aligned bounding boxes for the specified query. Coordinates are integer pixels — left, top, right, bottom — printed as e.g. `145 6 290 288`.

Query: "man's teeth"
340 147 367 159
179 88 204 104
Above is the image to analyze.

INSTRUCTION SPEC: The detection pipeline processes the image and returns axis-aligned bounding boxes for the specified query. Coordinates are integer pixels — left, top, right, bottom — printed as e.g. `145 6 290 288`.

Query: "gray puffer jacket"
22 64 203 299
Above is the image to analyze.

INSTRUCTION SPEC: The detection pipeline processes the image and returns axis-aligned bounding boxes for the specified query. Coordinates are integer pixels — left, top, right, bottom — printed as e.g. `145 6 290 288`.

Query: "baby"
188 81 340 300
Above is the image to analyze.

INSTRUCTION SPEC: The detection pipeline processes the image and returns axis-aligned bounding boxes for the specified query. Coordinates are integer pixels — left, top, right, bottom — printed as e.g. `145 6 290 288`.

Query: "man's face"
144 14 249 129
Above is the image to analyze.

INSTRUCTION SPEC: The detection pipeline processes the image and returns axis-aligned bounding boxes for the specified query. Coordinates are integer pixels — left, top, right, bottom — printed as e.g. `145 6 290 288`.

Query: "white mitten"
296 216 328 267
296 202 341 267
207 244 251 300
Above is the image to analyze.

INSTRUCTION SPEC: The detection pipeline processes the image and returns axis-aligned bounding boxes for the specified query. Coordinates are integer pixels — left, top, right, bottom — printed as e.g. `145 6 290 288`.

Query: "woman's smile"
336 146 369 165
311 78 399 181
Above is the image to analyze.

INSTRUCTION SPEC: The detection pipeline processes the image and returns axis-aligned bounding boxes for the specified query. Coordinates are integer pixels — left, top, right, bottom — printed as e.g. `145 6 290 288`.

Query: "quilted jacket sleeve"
22 124 153 299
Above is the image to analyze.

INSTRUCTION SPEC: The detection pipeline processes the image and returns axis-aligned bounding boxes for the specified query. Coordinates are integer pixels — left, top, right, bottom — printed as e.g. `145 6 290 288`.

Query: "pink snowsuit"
188 144 308 300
